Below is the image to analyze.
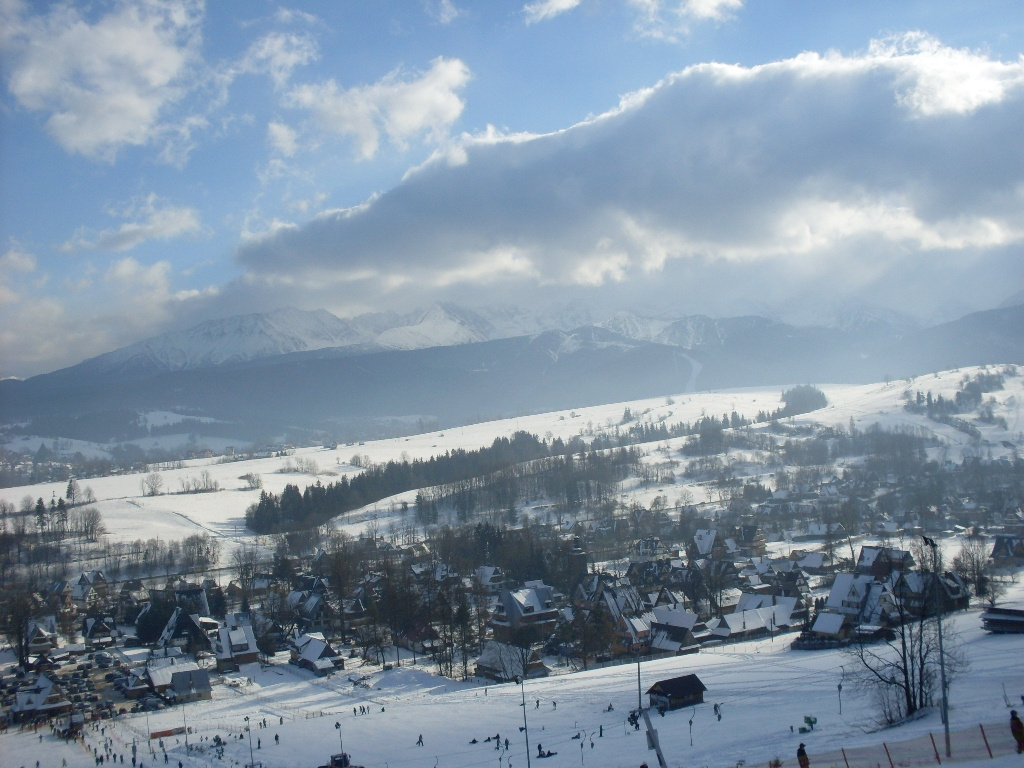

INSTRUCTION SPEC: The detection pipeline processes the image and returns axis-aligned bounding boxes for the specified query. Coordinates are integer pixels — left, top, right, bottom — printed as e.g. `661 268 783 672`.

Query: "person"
797 743 810 768
552 701 556 709
417 734 424 747
1011 710 1024 754
536 699 540 708
505 738 509 750
275 733 279 745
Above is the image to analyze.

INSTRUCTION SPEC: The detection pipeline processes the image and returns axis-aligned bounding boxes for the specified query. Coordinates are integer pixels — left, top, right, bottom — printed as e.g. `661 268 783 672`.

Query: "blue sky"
2 1 1023 378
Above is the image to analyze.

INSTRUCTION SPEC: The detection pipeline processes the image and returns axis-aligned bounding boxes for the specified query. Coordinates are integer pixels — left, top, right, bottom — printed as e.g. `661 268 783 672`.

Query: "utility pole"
636 649 642 711
923 536 951 758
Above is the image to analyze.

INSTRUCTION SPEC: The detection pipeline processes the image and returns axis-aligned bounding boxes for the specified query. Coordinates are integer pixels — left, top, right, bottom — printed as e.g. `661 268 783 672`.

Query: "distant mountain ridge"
2 302 1021 445
71 302 921 377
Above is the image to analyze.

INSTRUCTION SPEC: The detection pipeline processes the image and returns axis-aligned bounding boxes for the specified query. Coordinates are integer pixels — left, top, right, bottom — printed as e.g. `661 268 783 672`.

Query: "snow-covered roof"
693 529 716 556
651 605 698 630
811 612 845 636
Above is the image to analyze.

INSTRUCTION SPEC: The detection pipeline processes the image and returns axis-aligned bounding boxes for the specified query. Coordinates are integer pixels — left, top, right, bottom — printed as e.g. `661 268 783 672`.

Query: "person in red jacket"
797 743 810 768
1010 711 1024 754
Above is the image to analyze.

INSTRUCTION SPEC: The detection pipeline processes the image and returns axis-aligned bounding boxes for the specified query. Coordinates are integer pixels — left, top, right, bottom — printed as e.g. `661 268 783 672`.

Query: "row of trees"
245 432 642 534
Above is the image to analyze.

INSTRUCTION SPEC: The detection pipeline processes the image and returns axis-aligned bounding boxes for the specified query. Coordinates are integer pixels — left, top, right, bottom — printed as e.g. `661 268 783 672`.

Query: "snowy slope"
3 365 1022 549
2 586 1022 768
373 303 495 350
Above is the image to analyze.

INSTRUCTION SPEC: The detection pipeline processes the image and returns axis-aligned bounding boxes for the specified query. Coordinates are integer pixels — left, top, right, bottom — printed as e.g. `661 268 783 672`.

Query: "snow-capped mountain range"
73 302 925 376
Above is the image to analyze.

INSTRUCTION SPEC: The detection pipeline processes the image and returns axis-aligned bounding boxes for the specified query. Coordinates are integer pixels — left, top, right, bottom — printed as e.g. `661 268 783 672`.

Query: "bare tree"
141 472 164 497
951 533 989 598
846 575 966 724
231 542 261 611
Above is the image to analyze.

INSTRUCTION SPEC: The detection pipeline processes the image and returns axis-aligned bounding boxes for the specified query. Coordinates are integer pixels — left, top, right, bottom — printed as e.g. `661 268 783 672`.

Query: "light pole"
244 716 255 768
183 678 197 751
838 666 844 715
334 721 344 755
922 536 951 758
515 675 532 768
579 728 589 768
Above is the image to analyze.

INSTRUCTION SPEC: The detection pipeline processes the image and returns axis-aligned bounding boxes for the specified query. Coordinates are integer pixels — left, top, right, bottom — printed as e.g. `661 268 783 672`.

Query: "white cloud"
241 30 318 89
61 194 202 252
427 1 463 25
273 7 321 26
628 0 742 39
234 35 1024 325
524 0 582 24
284 57 471 159
267 121 299 157
0 246 38 306
869 32 1024 116
1 0 204 160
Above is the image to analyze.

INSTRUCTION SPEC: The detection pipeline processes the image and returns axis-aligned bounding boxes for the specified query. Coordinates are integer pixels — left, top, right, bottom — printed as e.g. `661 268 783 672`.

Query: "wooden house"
646 674 707 712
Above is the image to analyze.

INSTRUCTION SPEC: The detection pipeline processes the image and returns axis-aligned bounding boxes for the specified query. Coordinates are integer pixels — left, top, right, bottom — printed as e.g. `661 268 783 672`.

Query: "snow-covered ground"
1 365 1022 767
3 582 1023 768
2 366 1021 559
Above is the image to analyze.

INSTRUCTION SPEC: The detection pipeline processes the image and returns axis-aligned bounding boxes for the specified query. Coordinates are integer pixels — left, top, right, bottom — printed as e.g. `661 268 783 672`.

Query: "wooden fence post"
978 724 993 759
882 742 895 768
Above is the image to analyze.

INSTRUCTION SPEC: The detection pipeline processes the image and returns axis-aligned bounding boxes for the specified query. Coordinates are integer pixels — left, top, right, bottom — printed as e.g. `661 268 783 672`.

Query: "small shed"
646 673 707 712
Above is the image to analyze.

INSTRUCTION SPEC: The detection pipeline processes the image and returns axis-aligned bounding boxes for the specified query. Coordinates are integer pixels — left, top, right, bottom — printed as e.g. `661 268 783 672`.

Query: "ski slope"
2 587 1023 768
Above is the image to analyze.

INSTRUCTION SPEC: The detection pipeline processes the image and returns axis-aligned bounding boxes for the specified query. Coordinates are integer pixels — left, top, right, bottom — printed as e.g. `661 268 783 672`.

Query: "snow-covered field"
2 366 1022 558
3 584 1023 768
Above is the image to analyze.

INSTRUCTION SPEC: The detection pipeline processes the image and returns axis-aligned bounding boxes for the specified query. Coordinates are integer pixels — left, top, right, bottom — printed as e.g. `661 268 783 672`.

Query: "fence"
800 720 1020 768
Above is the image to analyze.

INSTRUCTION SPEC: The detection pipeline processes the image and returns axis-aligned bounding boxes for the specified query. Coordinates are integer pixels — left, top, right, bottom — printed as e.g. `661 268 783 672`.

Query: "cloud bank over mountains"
234 33 1024 326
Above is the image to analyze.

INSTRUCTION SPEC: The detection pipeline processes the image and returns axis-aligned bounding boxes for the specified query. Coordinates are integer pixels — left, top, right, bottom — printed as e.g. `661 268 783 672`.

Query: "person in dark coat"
1010 711 1024 754
797 743 810 768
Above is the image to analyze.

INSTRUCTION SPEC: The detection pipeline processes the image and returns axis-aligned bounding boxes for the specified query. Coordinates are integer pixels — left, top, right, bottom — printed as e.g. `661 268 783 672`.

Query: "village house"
216 615 260 671
646 673 707 711
290 632 345 676
9 673 71 723
474 641 548 681
491 581 561 643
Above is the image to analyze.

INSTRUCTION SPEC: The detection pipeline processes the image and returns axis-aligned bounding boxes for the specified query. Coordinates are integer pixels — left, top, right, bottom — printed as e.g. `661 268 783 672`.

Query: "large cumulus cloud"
235 33 1024 323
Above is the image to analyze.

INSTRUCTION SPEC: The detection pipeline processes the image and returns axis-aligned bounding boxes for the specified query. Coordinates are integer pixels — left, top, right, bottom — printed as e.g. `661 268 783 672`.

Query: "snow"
1 365 1023 766
2 366 1022 558
4 588 1024 768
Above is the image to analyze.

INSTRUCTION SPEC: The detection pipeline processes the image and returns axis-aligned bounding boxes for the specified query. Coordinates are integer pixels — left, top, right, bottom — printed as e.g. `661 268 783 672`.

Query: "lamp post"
244 716 255 768
515 675 532 768
334 721 344 755
183 678 198 752
922 535 951 757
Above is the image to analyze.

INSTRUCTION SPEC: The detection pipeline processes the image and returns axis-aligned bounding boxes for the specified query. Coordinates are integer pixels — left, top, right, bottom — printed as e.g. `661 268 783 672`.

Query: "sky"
2 1 1024 379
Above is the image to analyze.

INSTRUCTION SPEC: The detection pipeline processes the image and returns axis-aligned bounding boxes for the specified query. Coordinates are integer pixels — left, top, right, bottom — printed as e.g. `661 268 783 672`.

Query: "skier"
797 743 810 768
1010 710 1024 754
275 734 279 745
417 734 424 747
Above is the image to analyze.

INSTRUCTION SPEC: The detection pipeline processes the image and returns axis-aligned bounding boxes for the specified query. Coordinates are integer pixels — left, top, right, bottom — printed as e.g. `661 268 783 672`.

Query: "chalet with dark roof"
647 673 707 711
